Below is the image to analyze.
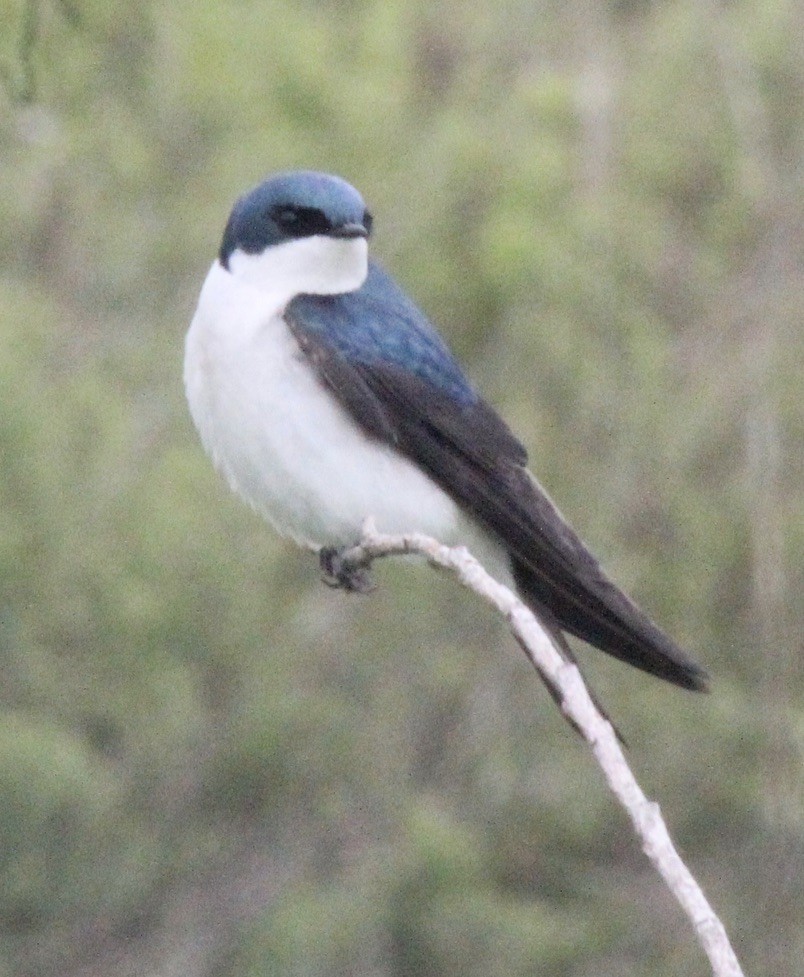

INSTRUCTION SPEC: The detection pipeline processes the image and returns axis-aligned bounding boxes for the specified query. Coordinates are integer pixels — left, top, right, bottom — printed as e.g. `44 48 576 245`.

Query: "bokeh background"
1 1 802 975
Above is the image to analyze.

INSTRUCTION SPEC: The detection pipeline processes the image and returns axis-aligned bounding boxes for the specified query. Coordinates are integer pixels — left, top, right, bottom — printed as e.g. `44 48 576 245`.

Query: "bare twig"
343 519 745 977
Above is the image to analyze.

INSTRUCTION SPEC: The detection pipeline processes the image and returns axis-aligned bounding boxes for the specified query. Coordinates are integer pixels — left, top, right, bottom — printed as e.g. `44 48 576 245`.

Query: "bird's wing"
285 276 708 692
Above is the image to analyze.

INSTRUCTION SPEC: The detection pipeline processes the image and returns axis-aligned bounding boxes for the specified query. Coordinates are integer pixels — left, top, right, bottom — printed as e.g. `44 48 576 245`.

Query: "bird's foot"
319 546 376 594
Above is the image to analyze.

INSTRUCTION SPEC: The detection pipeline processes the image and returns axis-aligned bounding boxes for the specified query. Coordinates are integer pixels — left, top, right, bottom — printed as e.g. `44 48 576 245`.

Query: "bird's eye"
271 205 331 237
363 210 373 235
273 207 299 228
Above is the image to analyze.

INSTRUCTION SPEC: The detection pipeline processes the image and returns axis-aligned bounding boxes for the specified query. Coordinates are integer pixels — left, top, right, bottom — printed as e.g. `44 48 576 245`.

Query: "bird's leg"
319 546 376 594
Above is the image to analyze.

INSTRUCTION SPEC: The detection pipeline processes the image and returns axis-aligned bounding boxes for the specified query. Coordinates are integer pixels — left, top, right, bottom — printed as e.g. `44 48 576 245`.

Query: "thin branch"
343 519 745 977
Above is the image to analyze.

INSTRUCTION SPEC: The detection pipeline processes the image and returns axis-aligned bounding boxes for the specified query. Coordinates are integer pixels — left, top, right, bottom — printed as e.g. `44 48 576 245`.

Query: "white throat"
227 234 368 307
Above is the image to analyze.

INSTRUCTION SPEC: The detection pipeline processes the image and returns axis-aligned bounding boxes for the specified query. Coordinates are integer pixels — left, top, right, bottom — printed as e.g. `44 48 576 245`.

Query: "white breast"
184 259 472 552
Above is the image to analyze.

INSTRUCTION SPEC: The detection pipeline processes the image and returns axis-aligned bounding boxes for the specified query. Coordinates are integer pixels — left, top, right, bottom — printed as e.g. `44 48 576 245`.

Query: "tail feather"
511 557 710 692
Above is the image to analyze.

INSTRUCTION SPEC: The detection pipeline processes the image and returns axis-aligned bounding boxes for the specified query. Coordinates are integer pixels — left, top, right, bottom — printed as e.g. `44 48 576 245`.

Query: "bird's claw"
319 546 376 594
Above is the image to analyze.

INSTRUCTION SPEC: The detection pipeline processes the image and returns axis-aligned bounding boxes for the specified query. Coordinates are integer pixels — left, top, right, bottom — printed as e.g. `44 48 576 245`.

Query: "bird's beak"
331 222 368 240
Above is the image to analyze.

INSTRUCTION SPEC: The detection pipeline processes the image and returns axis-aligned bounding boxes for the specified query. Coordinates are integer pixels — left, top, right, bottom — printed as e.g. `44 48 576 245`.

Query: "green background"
1 1 801 974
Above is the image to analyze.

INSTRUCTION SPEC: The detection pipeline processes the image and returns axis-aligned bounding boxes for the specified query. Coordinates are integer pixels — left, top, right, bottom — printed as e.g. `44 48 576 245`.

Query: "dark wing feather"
287 315 709 692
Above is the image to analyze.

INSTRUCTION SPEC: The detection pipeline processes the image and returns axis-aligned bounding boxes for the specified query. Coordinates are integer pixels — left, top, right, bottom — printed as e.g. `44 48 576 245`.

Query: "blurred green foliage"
1 0 802 975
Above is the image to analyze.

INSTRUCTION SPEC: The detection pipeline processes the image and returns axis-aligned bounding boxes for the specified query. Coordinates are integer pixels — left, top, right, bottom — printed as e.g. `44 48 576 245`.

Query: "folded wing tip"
680 663 711 693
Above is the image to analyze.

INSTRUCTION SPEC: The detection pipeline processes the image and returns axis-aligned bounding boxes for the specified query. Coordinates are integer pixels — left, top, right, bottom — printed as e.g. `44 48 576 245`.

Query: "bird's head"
218 171 372 297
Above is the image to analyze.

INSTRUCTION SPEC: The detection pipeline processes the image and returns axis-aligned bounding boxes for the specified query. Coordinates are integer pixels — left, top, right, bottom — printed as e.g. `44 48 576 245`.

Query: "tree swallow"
185 170 709 693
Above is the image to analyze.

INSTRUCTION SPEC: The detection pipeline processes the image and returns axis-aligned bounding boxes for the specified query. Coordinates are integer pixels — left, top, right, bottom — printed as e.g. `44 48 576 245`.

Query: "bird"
185 170 709 694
